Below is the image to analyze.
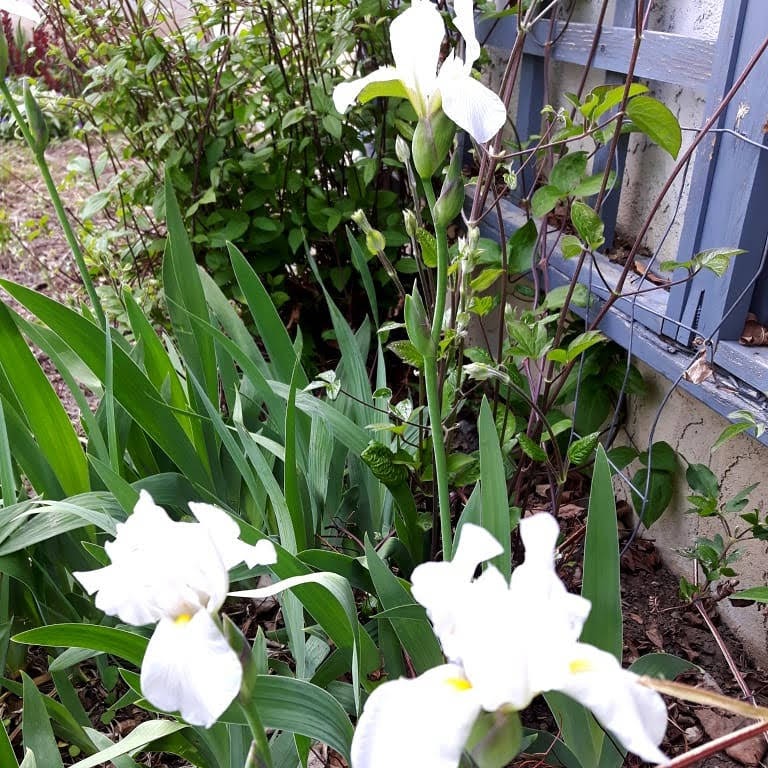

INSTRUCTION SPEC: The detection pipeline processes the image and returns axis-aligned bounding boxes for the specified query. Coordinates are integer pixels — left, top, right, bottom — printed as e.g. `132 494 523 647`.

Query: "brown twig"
640 677 768 720
693 600 768 747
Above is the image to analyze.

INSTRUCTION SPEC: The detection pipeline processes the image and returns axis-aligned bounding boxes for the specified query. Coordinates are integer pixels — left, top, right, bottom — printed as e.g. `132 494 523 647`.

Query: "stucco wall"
570 1 768 664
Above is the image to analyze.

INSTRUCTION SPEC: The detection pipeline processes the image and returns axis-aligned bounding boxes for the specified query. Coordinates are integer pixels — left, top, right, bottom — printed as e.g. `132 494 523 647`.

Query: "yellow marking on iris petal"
569 658 592 674
175 613 192 625
446 677 472 691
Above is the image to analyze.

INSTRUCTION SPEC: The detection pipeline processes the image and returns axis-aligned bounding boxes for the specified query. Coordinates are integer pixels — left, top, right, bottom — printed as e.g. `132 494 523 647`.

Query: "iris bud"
412 111 455 179
23 80 49 151
434 149 465 228
352 209 386 255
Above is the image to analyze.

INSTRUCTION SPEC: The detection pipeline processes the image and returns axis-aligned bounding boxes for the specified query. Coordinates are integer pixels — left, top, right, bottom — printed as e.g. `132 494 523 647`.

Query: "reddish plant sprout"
1 11 23 73
1 10 65 90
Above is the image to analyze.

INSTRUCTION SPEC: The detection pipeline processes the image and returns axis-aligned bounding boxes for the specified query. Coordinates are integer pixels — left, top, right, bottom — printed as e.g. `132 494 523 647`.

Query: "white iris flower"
351 515 668 767
333 0 506 144
0 1 40 22
74 491 277 728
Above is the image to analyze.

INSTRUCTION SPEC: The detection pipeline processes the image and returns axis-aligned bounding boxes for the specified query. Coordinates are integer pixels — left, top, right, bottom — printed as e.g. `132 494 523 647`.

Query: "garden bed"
1 139 766 768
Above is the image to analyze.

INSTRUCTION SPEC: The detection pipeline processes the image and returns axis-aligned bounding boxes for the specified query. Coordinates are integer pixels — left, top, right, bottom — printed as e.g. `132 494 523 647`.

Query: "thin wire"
567 135 689 455
681 125 768 153
565 142 622 451
564 130 701 552
619 368 688 555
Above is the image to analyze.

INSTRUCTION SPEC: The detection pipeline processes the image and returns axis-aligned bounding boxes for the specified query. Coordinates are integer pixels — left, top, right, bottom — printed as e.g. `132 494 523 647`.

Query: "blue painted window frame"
475 0 768 444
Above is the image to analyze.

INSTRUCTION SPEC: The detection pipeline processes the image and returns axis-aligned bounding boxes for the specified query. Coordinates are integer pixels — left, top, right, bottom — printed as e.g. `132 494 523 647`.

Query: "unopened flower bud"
459 225 481 271
23 80 49 152
352 209 386 254
411 111 455 179
467 224 480 253
366 228 386 254
403 209 418 239
404 283 433 357
433 149 465 228
351 209 368 231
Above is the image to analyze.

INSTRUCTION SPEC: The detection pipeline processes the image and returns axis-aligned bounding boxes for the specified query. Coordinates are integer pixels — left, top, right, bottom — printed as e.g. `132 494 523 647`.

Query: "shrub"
45 0 407 305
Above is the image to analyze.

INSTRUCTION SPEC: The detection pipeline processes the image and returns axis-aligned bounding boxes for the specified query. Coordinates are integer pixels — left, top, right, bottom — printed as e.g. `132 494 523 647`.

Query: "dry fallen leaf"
558 503 584 519
683 351 714 384
645 623 665 649
633 260 671 286
696 708 768 765
740 312 768 346
671 671 768 766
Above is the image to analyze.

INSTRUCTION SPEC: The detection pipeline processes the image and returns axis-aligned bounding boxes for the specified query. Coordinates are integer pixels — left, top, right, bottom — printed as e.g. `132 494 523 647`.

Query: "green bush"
47 0 407 299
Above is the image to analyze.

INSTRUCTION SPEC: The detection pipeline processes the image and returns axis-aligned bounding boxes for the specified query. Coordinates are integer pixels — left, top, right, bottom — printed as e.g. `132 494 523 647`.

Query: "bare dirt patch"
0 138 96 424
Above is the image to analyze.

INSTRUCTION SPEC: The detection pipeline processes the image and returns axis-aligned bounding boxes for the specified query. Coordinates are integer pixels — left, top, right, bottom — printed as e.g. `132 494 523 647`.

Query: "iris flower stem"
241 698 274 768
0 79 105 328
421 178 453 559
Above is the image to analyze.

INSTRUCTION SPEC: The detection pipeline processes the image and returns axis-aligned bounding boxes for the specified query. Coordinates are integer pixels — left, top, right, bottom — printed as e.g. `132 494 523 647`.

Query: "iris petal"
75 493 252 625
73 565 162 626
389 0 444 99
351 664 481 768
105 490 174 562
452 0 481 69
439 66 506 143
556 643 668 765
141 611 242 728
188 501 277 569
451 523 505 579
333 67 409 114
411 523 503 660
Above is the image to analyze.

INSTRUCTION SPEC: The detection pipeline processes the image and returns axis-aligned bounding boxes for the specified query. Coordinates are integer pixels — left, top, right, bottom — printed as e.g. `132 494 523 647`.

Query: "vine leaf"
626 96 682 159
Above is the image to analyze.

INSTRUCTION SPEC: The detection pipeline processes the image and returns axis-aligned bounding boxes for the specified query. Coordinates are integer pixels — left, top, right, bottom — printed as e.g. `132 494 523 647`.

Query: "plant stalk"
240 697 274 768
659 720 768 768
422 178 453 559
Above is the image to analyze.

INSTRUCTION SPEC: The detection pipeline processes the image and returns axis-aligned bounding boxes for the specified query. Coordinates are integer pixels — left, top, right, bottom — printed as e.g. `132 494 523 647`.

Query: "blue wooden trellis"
663 2 768 389
475 0 768 438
